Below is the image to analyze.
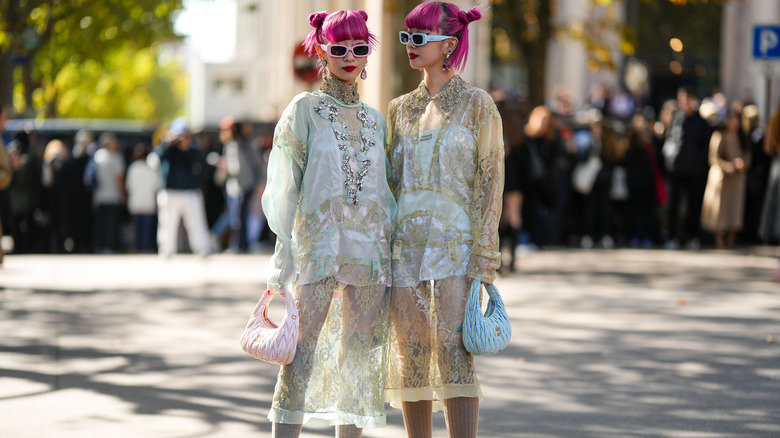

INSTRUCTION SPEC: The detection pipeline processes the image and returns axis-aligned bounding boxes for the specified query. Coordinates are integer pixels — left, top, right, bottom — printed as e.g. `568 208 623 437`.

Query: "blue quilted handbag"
462 278 512 355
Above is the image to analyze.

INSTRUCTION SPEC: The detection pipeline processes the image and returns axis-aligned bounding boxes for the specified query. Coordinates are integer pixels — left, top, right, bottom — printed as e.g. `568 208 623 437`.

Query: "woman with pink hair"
385 2 504 437
261 10 395 438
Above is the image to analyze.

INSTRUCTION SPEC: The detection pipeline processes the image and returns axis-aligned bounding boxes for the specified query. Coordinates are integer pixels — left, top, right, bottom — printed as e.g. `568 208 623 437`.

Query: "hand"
9 150 21 170
734 157 744 172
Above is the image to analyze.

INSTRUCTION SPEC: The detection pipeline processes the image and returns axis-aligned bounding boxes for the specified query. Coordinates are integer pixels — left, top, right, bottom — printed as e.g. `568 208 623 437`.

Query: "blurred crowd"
0 108 273 262
494 83 780 273
1 81 779 271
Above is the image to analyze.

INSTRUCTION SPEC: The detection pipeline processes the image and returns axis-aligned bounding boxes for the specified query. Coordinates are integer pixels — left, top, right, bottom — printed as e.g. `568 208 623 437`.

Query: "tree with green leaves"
491 0 554 108
491 0 725 108
0 0 184 120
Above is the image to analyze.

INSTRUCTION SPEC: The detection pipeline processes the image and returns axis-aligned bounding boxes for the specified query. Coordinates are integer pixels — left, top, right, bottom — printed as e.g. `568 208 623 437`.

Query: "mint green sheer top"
262 91 396 289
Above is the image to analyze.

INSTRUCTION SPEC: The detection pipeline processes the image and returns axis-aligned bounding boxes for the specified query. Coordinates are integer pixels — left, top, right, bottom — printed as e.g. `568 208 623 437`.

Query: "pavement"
0 247 779 438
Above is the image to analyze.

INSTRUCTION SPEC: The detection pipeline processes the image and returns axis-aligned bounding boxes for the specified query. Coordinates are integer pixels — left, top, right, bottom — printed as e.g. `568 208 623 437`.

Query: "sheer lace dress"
262 78 396 428
384 76 504 412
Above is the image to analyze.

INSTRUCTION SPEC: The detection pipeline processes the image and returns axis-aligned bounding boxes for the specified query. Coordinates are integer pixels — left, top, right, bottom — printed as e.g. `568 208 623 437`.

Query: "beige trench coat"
701 131 750 232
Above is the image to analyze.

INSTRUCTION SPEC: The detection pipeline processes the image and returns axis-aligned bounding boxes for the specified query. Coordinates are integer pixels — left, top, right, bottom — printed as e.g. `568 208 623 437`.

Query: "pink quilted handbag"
240 289 299 365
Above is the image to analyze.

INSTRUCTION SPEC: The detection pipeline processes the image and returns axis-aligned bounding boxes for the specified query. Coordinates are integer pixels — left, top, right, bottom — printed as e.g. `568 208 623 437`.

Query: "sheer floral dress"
262 77 396 428
385 76 504 412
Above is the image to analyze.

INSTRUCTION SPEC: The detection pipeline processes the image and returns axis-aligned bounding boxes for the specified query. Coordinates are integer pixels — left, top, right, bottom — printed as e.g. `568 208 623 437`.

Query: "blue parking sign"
754 26 780 59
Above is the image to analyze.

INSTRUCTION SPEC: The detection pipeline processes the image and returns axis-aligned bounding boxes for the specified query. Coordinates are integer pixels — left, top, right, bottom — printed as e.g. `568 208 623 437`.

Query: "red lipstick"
343 66 356 72
409 53 418 60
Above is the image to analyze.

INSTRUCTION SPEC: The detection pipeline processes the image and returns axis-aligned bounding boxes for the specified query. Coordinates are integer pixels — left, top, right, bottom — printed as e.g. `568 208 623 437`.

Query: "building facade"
188 0 780 129
721 0 780 121
187 0 491 129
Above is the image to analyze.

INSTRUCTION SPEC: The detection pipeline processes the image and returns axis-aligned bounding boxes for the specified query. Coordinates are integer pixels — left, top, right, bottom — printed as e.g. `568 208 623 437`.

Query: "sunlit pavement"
1 248 779 438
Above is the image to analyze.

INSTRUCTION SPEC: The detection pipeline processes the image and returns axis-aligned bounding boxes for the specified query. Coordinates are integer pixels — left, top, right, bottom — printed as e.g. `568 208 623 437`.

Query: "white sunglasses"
399 31 452 46
320 43 371 57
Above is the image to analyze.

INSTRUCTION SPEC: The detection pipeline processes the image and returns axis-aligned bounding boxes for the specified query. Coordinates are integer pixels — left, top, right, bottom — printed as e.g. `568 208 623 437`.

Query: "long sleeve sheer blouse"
386 76 504 286
262 91 396 289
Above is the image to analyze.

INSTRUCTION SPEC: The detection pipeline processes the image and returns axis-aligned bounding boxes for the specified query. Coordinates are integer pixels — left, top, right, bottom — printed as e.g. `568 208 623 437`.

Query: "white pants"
157 189 211 257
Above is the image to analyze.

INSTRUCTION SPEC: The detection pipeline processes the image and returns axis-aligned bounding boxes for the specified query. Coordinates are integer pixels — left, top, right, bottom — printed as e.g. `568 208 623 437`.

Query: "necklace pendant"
318 101 378 206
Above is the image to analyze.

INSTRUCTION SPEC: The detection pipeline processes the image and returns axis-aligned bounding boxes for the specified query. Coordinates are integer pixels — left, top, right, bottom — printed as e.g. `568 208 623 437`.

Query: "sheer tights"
401 397 479 438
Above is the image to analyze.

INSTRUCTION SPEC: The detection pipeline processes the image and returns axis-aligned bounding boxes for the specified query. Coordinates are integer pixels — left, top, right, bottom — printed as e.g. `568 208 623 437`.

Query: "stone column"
721 0 780 124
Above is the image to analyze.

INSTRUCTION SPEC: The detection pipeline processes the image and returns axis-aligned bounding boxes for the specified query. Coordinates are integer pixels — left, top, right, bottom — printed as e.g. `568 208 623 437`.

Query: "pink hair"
303 10 377 59
303 10 377 78
404 2 482 72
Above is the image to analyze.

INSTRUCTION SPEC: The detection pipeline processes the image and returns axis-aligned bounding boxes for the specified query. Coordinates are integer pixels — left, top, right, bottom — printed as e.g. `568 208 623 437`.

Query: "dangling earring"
361 58 368 80
442 50 452 73
322 58 329 78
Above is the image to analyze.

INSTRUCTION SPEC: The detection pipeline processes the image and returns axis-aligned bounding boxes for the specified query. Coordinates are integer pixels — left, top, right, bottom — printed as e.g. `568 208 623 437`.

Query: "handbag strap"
484 283 500 300
260 288 299 327
280 288 299 322
467 276 484 311
483 283 503 317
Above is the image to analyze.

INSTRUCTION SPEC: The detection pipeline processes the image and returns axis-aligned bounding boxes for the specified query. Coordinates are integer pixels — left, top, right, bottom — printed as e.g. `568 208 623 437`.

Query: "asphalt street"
0 248 778 437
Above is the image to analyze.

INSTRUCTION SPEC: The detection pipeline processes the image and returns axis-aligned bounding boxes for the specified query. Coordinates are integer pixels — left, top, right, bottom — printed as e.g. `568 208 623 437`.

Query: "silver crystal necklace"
314 78 377 205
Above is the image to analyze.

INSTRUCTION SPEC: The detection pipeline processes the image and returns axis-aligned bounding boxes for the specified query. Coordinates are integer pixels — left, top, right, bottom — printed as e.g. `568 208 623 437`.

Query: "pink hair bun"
358 10 368 21
309 11 328 28
460 6 482 23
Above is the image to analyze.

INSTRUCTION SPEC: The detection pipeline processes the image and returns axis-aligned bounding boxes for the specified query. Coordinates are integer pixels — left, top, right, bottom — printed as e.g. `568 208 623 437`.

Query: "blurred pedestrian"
386 3 503 438
196 131 225 232
517 105 570 247
41 139 71 253
609 88 634 119
741 105 770 244
92 132 126 253
211 116 263 253
7 131 43 253
0 104 12 265
624 112 659 248
652 99 677 179
586 83 611 115
262 10 393 438
155 118 211 258
759 103 780 281
569 110 601 242
125 143 159 253
581 119 625 249
701 109 750 249
651 100 676 240
662 87 712 250
67 130 96 253
498 99 524 272
246 129 272 251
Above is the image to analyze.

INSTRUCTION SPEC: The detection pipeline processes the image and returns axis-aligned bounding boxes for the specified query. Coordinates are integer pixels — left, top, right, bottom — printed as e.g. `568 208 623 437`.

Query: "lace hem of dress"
268 408 387 429
385 384 483 413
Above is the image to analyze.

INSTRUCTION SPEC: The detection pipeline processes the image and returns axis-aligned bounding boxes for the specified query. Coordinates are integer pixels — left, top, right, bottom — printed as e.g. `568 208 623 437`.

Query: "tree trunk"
392 0 426 98
1 0 19 111
0 51 13 110
503 0 554 109
22 61 35 117
45 89 58 118
522 42 549 109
